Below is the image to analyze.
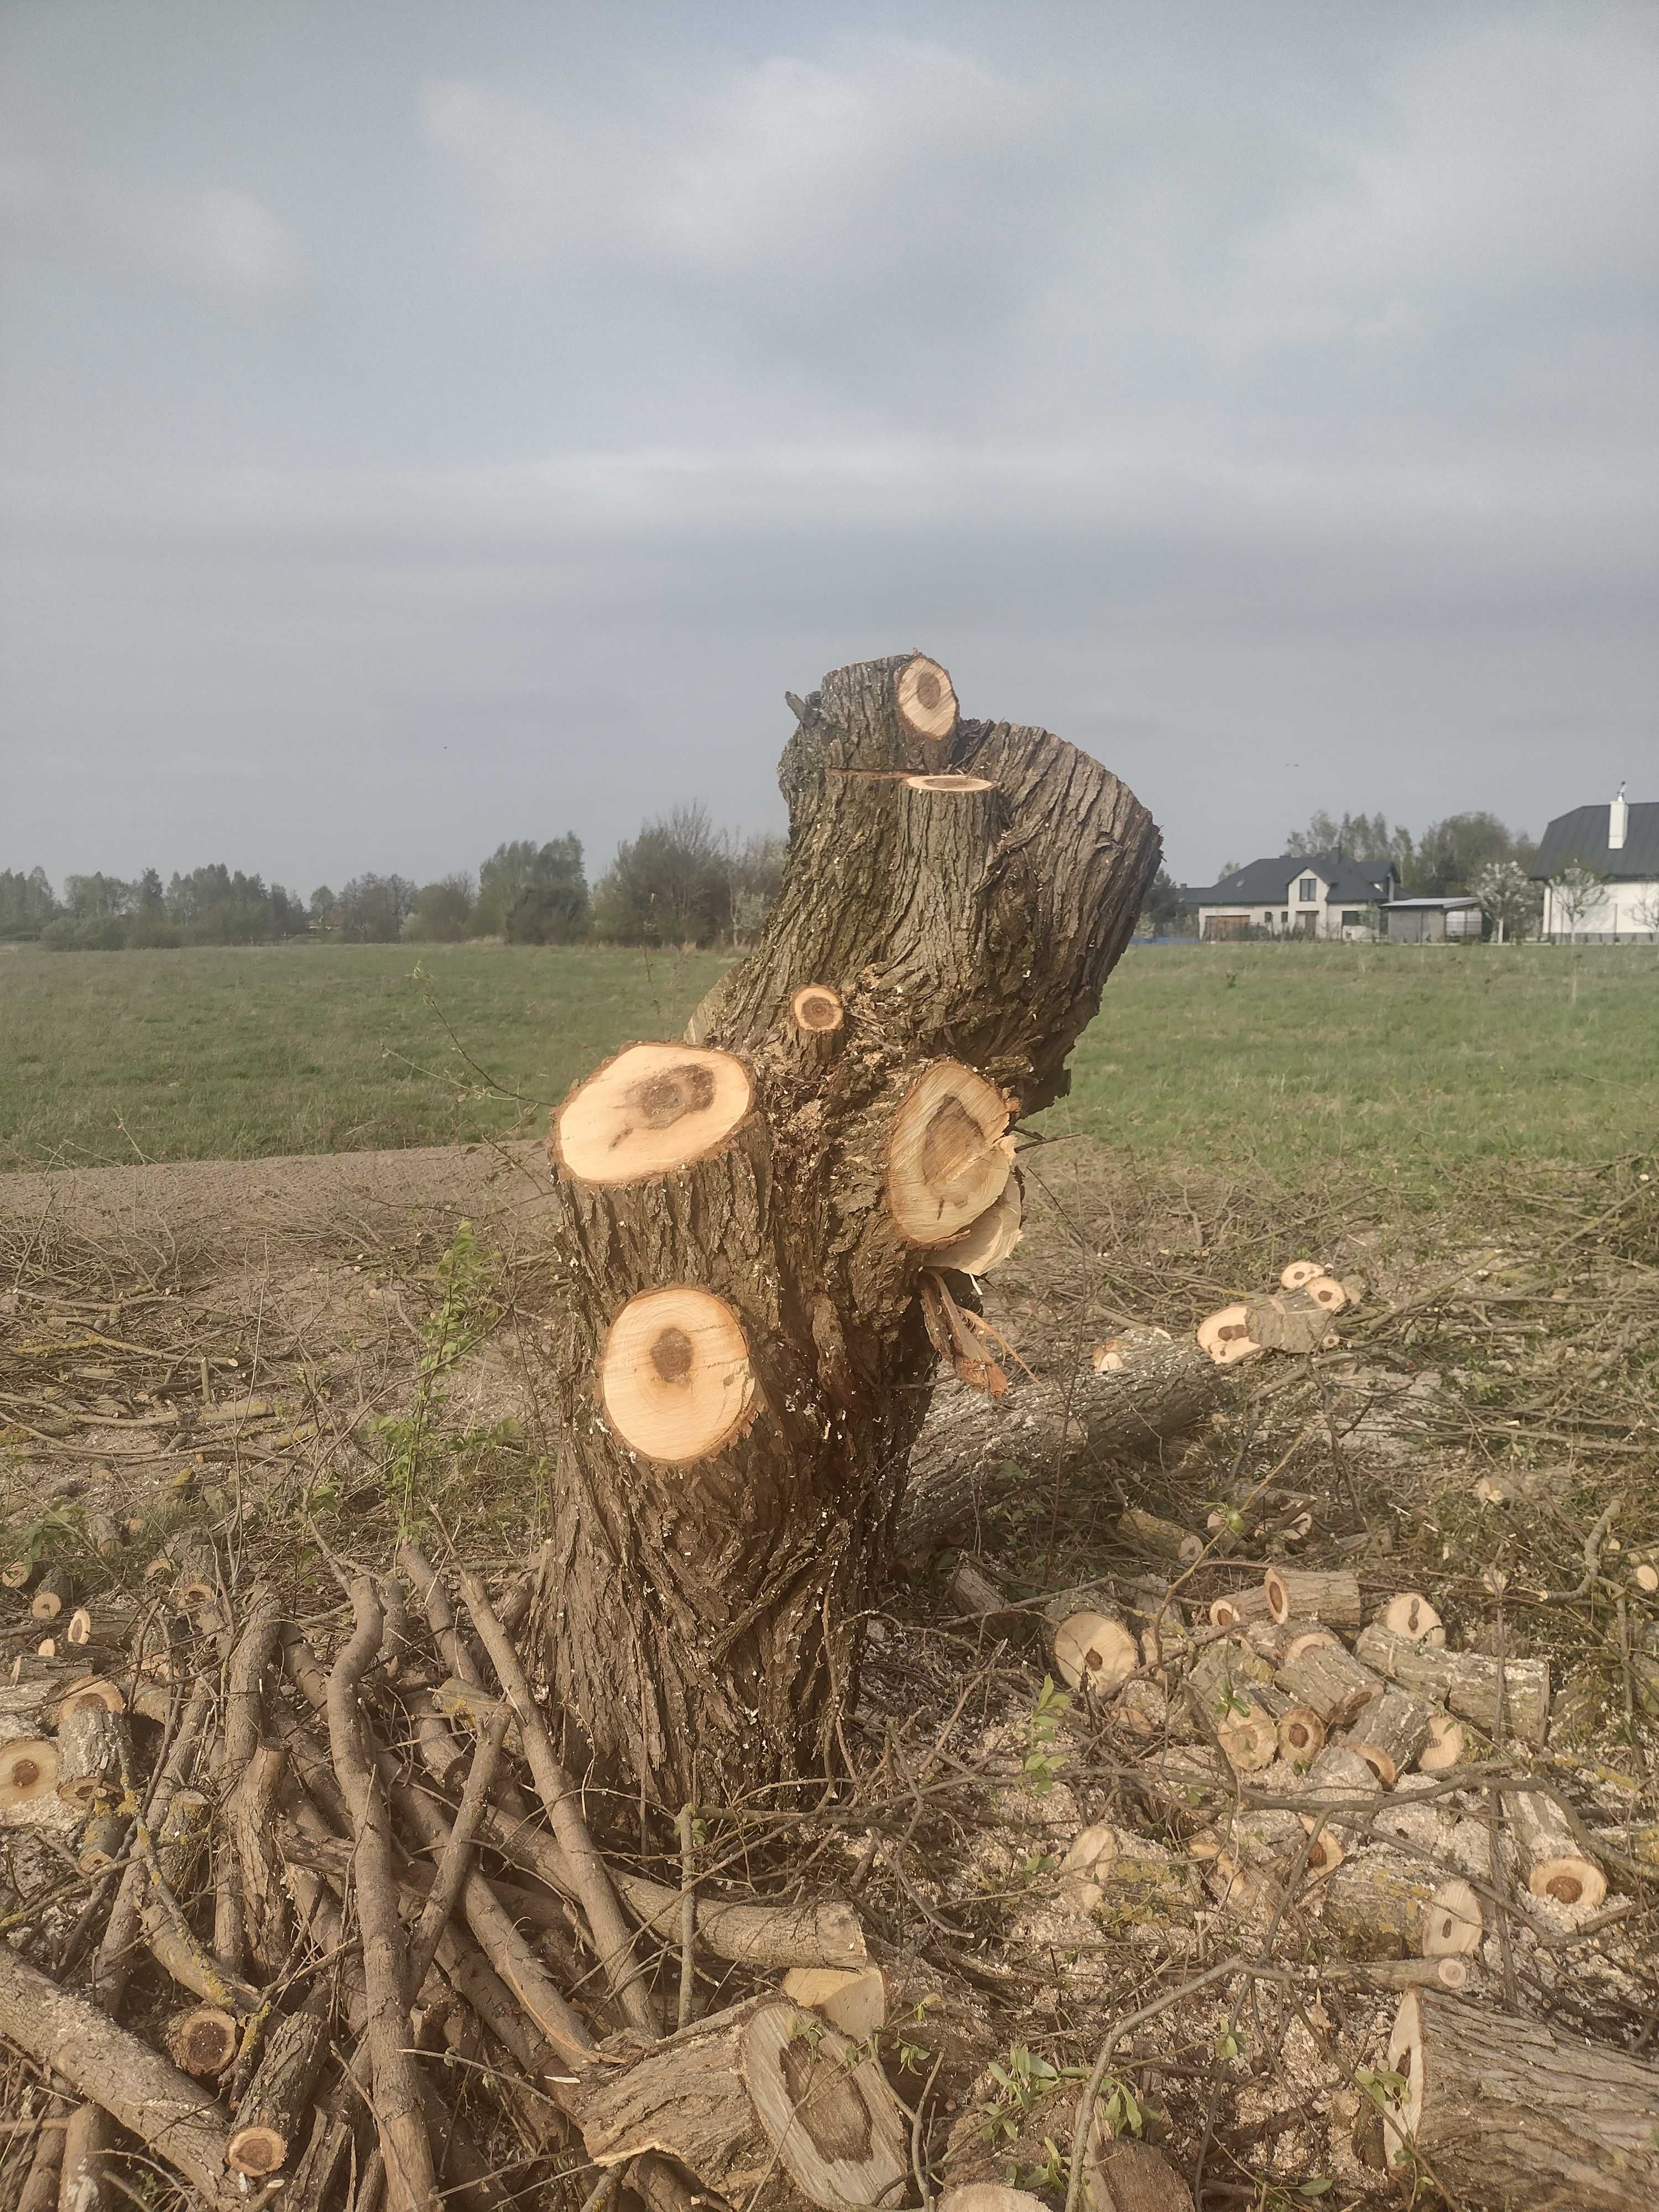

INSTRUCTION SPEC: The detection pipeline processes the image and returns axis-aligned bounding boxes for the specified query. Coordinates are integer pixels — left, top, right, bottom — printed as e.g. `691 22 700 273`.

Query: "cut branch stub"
894 653 959 759
600 1286 758 1465
902 772 994 794
556 1042 753 1185
790 985 845 1034
936 1177 1023 1277
886 1060 1014 1248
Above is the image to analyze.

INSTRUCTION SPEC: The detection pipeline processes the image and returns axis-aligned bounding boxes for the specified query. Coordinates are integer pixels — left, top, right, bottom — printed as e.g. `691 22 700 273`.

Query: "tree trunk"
1381 1990 1659 2210
537 654 1157 1800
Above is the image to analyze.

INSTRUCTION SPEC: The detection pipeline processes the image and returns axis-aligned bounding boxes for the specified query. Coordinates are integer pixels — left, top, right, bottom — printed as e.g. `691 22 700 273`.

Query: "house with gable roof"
1177 849 1399 942
1531 788 1659 941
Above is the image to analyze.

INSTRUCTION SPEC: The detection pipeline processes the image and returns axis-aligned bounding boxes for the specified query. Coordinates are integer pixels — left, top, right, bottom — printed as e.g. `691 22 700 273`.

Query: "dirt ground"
2 1136 1656 2209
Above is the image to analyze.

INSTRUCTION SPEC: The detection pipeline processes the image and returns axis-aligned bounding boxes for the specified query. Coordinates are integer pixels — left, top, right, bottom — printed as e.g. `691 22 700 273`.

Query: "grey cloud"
0 1 1654 891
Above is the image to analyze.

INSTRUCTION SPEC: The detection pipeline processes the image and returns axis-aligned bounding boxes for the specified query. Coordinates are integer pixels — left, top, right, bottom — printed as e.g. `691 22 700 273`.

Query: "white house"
1532 789 1659 941
1178 849 1399 941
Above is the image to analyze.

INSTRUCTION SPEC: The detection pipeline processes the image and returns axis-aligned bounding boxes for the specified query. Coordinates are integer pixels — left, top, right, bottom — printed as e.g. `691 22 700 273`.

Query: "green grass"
1 939 1653 1196
0 941 728 1170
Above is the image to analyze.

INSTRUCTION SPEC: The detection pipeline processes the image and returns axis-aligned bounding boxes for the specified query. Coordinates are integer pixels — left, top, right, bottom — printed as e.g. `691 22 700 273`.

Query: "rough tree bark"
536 653 1158 1800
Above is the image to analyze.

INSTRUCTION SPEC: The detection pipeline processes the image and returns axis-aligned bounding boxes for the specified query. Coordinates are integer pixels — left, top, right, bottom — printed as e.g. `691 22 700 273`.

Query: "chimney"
1610 782 1628 852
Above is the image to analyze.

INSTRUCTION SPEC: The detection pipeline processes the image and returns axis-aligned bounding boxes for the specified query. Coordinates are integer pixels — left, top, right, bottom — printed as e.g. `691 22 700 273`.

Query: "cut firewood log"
1354 1622 1551 1746
577 1996 910 2211
0 1940 234 2200
167 2005 240 2078
1507 1788 1606 1911
1274 1644 1383 1729
938 2190 1048 2212
778 1964 888 2040
1377 1591 1446 1646
1264 1567 1361 1629
1118 1507 1203 1567
1418 1712 1466 1772
76 1812 128 1875
1185 1640 1277 1771
1421 1878 1484 1958
227 2002 331 2178
29 1567 71 1624
1243 1292 1331 1357
1301 1274 1348 1316
1 1736 59 1818
1275 1702 1326 1763
1343 1688 1433 1786
15 2109 64 2212
58 2100 116 2212
1245 1616 1339 1666
168 1543 218 1613
1322 1851 1483 1959
53 1677 126 1725
1380 1990 1659 2210
1209 1584 1274 1630
1195 1303 1264 1365
1047 1598 1139 1696
1280 1259 1324 1291
1293 1742 1381 1854
84 1512 121 1558
55 1708 130 1810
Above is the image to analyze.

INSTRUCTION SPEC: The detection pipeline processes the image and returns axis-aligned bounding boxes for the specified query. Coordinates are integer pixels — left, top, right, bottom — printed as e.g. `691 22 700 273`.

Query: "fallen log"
56 2102 116 2212
1507 1788 1606 1911
1321 1851 1483 1959
1380 1990 1659 2210
898 1333 1237 1558
226 2002 331 2179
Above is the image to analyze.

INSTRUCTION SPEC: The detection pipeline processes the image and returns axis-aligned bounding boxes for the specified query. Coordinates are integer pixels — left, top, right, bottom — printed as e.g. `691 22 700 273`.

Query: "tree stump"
536 654 1157 1798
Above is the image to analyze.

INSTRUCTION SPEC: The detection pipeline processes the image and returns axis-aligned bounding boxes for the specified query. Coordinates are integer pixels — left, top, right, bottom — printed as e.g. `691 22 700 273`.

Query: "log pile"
1 1547 938 2212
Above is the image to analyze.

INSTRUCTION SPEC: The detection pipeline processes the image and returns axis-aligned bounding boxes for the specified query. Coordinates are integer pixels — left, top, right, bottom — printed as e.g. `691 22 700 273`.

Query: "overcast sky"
2 1 1655 894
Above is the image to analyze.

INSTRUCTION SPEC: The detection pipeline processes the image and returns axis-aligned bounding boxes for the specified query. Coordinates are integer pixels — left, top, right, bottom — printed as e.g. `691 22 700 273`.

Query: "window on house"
1262 912 1274 926
1341 911 1360 927
1281 912 1288 924
1298 877 1317 901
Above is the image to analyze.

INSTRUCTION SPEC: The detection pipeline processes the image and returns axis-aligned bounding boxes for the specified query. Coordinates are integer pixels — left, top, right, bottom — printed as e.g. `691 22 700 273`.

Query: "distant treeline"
1 807 786 953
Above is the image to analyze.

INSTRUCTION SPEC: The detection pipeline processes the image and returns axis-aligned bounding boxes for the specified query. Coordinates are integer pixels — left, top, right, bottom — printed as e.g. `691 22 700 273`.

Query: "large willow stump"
538 653 1159 1801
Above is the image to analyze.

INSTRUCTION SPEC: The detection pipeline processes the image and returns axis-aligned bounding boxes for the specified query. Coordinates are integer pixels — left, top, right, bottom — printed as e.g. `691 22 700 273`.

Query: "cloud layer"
1 2 1654 891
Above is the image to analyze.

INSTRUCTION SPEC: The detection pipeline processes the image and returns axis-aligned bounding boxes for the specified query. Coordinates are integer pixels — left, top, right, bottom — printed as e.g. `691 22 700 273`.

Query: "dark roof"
1532 801 1659 880
1178 849 1396 906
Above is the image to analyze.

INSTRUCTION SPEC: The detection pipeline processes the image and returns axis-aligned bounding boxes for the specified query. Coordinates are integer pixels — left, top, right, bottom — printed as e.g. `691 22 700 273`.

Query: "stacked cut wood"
0 1551 930 2212
898 1255 1361 1559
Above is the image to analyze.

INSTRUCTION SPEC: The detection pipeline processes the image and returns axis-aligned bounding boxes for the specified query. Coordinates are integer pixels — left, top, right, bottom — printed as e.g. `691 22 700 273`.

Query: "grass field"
1 938 1654 1198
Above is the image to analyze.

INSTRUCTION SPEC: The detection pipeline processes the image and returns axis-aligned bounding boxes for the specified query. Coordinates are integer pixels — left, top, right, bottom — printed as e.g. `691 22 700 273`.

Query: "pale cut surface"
0 1736 58 1808
1280 1259 1324 1290
886 1061 1014 1248
902 773 995 792
1303 1274 1348 1313
1052 1611 1138 1694
739 2001 910 2210
1380 1592 1446 1646
1422 1878 1483 1957
1418 1714 1465 1771
894 653 959 745
600 1287 757 1466
1196 1303 1264 1365
779 1964 886 2040
557 1044 752 1185
790 985 845 1034
936 1178 1023 1276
